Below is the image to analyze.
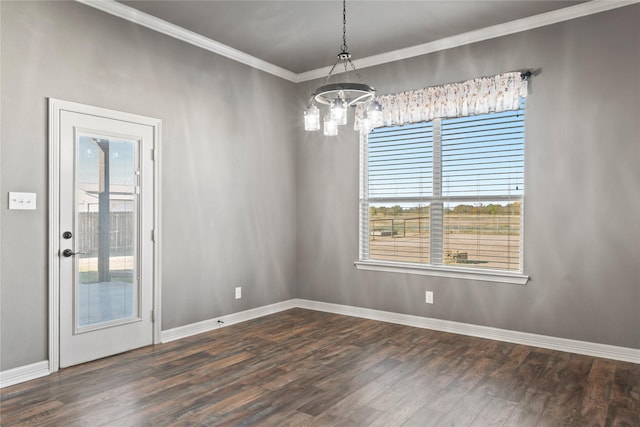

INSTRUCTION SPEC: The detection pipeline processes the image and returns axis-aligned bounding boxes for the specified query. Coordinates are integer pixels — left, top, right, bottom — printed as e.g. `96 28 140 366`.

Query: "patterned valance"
354 72 528 133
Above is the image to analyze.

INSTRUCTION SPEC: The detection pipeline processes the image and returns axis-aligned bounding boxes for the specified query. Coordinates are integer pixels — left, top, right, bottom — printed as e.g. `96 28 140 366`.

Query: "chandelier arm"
346 58 365 83
320 57 342 87
313 83 375 106
347 92 375 107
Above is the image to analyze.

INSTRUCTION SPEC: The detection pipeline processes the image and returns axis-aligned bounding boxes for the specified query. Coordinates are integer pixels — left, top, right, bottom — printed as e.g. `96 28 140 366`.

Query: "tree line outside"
369 202 521 237
370 201 521 217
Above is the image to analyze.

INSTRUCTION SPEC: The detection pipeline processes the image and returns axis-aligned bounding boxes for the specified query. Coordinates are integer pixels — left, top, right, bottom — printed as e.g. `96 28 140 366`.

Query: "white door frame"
48 98 162 373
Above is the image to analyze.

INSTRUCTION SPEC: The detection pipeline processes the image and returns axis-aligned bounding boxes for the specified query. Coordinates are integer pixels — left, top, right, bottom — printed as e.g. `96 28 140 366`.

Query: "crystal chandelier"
303 0 382 136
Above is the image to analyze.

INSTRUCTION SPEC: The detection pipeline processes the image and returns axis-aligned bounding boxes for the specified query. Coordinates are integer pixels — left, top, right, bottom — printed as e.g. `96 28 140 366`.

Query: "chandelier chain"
341 0 348 53
319 0 349 88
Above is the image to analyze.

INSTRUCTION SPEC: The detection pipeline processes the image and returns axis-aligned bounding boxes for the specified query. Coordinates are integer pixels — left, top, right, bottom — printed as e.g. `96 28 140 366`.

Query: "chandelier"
303 0 382 136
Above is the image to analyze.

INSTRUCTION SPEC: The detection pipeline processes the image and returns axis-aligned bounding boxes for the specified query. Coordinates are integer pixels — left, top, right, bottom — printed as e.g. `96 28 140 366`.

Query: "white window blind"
368 123 434 199
360 99 525 272
442 110 524 198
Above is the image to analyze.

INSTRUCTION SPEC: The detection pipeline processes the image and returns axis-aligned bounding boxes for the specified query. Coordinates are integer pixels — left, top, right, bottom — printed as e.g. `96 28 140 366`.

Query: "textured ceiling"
120 1 586 73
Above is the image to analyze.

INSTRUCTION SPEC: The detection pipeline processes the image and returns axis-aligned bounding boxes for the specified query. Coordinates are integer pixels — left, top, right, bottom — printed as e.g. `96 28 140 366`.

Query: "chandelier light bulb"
324 115 338 136
367 100 384 128
331 98 348 126
304 104 320 131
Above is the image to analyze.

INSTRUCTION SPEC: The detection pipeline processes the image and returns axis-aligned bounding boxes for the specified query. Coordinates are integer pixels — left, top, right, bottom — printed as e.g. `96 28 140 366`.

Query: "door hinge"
151 310 155 322
151 229 156 242
151 149 156 161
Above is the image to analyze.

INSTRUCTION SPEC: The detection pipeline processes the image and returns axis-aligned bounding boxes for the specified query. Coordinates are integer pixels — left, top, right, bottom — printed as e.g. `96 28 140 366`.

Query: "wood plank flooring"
1 308 639 426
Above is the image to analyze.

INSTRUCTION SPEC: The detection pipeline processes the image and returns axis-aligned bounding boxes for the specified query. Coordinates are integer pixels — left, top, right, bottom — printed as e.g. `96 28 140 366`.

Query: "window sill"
354 261 529 285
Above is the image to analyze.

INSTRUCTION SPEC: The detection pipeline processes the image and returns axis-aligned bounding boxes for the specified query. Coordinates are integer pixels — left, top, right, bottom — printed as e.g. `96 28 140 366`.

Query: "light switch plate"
9 192 37 210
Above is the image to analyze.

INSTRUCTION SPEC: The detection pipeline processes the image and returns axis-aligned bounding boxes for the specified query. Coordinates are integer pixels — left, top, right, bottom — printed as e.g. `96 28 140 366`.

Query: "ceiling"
119 1 587 75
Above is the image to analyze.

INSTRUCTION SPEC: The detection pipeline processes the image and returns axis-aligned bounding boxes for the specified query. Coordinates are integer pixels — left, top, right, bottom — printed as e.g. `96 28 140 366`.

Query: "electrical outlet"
235 287 242 299
425 291 434 304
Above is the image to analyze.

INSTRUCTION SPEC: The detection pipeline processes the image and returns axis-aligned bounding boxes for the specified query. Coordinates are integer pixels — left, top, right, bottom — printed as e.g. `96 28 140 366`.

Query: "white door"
56 102 157 368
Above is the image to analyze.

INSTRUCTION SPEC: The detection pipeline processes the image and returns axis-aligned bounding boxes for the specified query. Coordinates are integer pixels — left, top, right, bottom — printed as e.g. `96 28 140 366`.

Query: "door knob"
62 249 85 257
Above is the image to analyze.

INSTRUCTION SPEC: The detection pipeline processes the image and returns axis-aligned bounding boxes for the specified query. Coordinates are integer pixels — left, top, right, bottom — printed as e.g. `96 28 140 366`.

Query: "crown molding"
297 0 640 82
78 0 638 84
75 0 298 82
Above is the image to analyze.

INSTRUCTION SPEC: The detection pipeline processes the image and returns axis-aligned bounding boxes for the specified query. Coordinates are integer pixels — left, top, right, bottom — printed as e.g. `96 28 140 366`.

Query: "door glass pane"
76 135 138 330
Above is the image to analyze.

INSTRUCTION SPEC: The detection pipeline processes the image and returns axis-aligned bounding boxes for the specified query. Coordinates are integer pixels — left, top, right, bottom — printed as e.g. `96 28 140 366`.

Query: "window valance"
354 72 528 133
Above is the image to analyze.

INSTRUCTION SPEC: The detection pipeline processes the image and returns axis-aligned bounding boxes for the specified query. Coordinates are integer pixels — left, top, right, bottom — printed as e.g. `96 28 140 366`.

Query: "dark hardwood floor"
1 308 638 426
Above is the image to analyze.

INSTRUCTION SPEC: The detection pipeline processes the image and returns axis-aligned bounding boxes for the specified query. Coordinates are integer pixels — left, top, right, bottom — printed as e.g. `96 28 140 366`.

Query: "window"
358 99 526 282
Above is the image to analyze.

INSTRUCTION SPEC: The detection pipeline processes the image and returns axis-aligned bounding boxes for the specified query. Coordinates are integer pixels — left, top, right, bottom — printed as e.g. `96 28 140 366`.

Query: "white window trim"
357 113 529 285
354 260 529 285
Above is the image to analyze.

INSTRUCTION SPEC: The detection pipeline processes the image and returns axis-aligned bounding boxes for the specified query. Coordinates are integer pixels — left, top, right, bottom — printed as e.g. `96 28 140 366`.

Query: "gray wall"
296 5 640 349
1 1 638 373
0 1 297 370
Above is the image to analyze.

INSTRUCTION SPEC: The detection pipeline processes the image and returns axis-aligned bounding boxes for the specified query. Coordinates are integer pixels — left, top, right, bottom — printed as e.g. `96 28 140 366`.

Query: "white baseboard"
0 361 50 388
294 299 640 364
160 297 640 363
160 299 298 343
3 298 638 389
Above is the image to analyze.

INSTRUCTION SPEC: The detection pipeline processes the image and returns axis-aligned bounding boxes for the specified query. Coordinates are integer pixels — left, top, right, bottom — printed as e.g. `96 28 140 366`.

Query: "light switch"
9 192 37 210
